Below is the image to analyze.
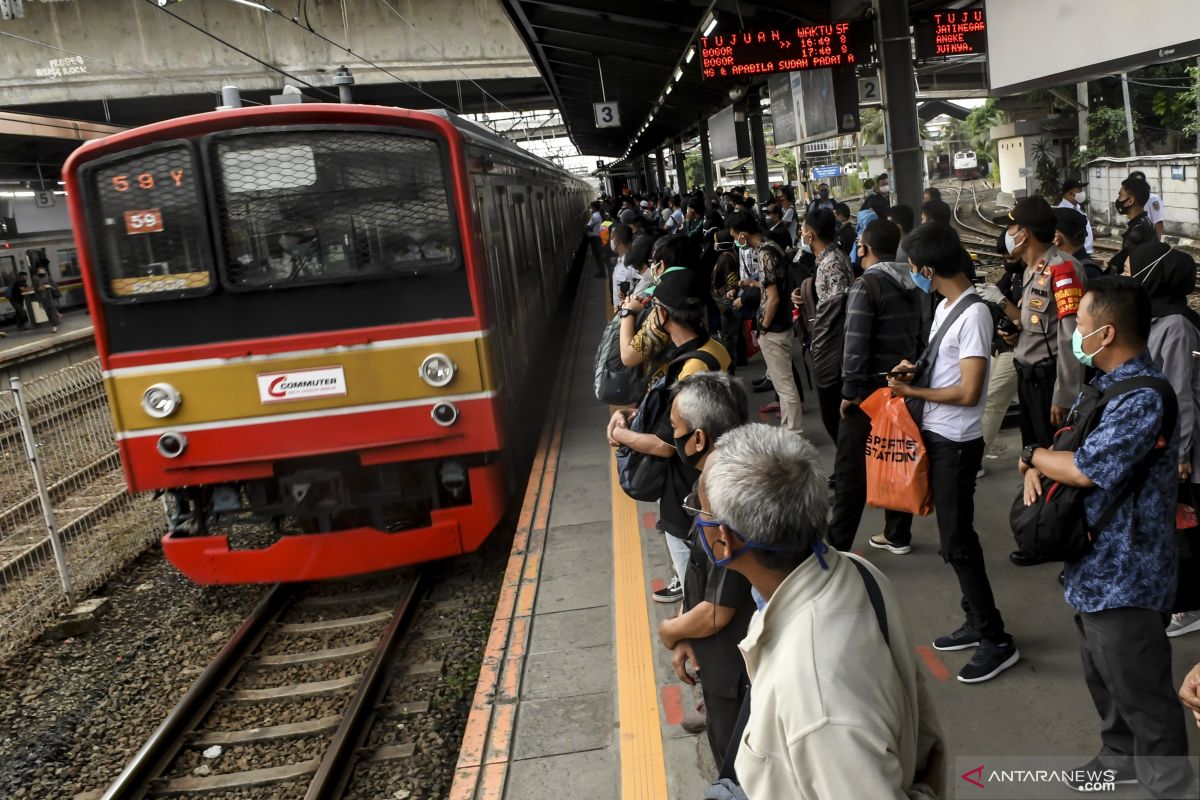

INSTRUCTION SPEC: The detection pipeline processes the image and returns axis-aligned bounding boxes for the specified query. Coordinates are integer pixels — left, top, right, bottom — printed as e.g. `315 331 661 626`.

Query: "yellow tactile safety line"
610 452 670 800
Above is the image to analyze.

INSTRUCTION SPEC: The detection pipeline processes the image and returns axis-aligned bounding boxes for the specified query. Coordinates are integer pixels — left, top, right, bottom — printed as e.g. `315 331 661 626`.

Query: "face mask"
819 190 829 200
673 431 704 467
609 240 617 252
1075 190 1087 204
1005 229 1024 255
715 242 734 252
878 185 890 195
912 269 933 294
1115 198 1130 215
734 236 750 250
1072 325 1109 367
801 239 813 255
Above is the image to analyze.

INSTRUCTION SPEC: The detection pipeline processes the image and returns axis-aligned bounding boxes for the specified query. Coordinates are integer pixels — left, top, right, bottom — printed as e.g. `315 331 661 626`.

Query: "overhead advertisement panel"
768 74 799 148
985 0 1200 95
700 21 873 80
708 105 751 162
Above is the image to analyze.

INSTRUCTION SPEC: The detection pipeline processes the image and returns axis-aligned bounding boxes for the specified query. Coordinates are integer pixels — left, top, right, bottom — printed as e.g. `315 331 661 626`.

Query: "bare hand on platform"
1180 661 1200 728
1022 468 1043 506
1050 405 1068 427
607 409 634 447
671 640 700 686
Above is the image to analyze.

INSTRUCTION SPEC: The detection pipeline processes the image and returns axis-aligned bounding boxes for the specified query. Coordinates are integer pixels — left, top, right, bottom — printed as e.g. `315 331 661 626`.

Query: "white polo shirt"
1147 192 1165 227
1056 197 1094 254
918 288 993 443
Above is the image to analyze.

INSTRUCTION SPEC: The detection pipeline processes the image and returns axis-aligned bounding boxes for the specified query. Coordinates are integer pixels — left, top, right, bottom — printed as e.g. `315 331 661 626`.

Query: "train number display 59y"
63 104 590 584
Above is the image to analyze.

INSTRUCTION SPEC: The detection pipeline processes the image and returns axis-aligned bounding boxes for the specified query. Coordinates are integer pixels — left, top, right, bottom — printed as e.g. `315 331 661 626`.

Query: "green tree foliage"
965 99 1005 163
1031 138 1062 200
1087 106 1132 158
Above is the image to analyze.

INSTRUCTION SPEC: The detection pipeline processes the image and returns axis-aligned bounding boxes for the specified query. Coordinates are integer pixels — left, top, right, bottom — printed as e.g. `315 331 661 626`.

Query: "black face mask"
1115 198 1131 215
674 430 704 467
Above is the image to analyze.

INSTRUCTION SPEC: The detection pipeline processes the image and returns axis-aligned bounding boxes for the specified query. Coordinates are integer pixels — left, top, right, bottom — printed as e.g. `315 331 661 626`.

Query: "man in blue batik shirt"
1019 277 1194 798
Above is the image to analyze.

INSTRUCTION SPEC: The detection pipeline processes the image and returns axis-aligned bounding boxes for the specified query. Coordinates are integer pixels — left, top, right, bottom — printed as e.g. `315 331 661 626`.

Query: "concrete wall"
1087 156 1200 239
0 0 538 105
997 136 1028 196
4 196 72 235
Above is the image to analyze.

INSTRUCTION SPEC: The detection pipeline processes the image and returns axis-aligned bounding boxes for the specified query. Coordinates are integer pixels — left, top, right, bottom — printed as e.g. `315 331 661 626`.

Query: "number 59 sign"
124 208 164 235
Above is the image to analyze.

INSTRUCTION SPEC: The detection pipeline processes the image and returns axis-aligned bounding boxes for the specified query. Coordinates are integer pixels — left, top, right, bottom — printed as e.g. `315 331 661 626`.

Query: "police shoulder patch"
1050 261 1082 318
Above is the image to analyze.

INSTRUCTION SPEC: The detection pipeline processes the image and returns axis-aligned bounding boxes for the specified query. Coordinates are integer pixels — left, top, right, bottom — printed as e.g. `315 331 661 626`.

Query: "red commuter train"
63 103 590 584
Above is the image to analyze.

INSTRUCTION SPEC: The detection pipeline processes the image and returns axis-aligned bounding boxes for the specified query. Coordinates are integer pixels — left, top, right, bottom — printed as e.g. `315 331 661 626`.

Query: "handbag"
1010 376 1176 564
30 300 48 325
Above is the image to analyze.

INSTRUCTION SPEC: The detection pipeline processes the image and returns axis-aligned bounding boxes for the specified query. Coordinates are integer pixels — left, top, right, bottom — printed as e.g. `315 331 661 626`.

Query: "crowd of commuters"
592 172 1199 799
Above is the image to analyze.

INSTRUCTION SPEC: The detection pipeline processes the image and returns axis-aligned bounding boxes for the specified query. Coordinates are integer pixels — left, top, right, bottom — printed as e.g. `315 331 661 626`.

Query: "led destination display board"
700 21 873 79
914 8 988 59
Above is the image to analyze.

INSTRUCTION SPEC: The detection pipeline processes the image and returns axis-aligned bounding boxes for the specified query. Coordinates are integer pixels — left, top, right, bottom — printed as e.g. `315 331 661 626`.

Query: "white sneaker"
868 534 911 555
1166 610 1200 638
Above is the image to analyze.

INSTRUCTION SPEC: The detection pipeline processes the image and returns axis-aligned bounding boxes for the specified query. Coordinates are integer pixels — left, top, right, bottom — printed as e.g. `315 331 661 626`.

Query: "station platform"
451 273 1200 800
0 311 95 384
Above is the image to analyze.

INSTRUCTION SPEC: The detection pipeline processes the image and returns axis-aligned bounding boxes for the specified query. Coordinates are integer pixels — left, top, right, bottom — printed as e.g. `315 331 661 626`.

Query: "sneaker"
933 623 981 651
680 701 707 734
868 533 911 555
758 401 780 414
957 639 1020 683
1063 756 1138 792
1167 610 1200 638
653 575 683 603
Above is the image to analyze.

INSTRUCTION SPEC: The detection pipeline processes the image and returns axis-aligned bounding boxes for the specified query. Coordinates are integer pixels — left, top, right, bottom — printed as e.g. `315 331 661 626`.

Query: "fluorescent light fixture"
227 0 272 10
702 13 717 37
686 47 695 63
665 84 674 95
674 67 683 82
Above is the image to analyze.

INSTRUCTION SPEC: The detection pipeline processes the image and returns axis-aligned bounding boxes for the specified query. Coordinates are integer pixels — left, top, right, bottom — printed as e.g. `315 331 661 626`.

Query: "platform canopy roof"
497 0 988 159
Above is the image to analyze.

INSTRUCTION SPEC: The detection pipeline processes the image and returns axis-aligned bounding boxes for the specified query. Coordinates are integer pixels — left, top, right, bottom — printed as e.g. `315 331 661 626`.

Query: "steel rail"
100 584 291 800
304 571 427 799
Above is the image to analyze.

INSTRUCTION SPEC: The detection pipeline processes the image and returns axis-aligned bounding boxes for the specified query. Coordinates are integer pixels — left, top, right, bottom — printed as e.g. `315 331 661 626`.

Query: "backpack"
797 253 856 387
1009 376 1178 565
616 348 720 501
593 309 649 406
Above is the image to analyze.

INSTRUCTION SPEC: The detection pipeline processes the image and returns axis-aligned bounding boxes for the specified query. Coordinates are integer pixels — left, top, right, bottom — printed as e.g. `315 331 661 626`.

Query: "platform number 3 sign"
594 102 620 129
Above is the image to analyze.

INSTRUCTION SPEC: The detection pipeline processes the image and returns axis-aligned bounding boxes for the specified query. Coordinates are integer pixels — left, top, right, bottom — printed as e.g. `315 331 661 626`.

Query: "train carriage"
63 104 590 584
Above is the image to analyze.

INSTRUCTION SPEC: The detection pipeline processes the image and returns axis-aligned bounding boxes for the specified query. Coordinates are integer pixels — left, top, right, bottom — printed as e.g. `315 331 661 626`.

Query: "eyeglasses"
682 490 711 518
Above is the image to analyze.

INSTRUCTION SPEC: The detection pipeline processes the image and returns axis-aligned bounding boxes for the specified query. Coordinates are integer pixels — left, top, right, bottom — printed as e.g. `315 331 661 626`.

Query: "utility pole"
1195 58 1200 152
874 0 923 212
1121 72 1137 157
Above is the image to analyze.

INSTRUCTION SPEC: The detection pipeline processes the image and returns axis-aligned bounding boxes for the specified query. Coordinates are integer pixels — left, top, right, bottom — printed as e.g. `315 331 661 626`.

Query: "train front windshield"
80 127 473 353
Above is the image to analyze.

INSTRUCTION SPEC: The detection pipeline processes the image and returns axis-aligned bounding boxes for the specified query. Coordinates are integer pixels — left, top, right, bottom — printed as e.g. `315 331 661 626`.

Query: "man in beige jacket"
697 424 945 799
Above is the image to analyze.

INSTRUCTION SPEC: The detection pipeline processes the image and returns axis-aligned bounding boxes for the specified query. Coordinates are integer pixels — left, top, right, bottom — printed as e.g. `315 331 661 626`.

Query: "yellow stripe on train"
107 333 498 433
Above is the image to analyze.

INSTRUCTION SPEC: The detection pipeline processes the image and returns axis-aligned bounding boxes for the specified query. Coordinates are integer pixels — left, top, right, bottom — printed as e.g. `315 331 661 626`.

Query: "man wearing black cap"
608 268 731 604
1053 208 1103 284
1056 179 1093 255
994 197 1087 454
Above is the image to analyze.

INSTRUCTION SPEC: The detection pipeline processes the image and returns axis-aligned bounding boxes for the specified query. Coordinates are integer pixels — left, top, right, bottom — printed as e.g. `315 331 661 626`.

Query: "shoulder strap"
719 688 752 781
665 347 720 382
848 556 890 646
916 293 984 383
1088 376 1178 536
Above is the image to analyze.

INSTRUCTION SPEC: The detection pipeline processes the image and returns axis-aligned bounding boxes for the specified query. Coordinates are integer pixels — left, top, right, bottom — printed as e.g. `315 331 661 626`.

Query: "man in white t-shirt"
887 221 1020 686
1128 171 1166 236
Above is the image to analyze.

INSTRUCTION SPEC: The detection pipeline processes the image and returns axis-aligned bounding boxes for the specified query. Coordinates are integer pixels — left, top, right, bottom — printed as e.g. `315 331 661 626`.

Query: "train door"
0 253 15 319
24 248 47 271
476 184 517 401
495 186 531 379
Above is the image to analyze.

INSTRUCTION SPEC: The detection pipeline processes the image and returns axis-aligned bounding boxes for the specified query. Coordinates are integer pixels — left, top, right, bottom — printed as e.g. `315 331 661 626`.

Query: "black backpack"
1010 376 1177 565
616 348 720 502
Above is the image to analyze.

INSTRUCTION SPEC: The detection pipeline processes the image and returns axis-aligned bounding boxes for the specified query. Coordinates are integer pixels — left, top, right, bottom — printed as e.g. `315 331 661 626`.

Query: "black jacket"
1111 212 1157 274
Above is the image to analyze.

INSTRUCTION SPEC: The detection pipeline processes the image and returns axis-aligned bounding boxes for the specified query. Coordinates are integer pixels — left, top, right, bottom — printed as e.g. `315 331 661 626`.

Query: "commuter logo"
961 765 985 788
257 366 347 404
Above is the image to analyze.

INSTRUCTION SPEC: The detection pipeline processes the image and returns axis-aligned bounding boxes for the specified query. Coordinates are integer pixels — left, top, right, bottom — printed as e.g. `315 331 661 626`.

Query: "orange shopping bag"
859 387 933 516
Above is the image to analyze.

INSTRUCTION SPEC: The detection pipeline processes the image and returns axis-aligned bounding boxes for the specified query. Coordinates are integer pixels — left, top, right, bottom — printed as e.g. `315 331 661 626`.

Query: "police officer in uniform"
994 198 1086 452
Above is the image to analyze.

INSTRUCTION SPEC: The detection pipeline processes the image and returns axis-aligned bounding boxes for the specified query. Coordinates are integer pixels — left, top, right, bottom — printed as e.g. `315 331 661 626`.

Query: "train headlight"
419 354 456 388
141 383 181 419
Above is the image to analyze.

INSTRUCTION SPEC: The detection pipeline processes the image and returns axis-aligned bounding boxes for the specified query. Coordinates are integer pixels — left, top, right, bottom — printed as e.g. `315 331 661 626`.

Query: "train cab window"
209 129 461 291
80 141 215 302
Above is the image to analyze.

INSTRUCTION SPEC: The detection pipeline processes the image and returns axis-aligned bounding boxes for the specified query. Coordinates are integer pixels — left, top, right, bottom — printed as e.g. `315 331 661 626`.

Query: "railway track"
102 571 430 799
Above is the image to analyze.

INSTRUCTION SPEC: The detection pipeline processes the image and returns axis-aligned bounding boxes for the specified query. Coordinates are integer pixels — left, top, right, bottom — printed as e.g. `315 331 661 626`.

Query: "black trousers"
828 405 913 551
1015 359 1056 448
1075 608 1194 797
815 383 842 444
702 680 749 769
925 431 1010 645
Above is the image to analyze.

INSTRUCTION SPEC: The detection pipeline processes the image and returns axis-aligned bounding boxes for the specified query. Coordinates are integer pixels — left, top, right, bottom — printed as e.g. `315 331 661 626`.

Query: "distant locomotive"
64 104 590 584
953 150 990 180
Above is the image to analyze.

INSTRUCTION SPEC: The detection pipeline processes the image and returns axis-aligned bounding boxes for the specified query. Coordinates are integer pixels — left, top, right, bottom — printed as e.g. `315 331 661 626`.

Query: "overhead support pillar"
746 88 771 202
673 138 688 195
874 0 923 212
699 116 716 205
656 149 669 194
641 154 654 193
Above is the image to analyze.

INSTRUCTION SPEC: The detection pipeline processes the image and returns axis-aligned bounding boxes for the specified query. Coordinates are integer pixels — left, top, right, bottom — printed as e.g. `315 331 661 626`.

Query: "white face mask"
1005 229 1025 255
878 184 890 195
1075 190 1087 204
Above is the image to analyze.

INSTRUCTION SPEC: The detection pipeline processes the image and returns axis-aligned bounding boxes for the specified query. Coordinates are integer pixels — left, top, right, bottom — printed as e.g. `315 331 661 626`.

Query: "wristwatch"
1021 444 1038 468
619 307 633 319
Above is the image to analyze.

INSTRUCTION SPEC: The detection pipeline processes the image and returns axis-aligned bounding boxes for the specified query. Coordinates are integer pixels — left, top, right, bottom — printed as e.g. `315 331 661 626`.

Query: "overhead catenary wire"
141 0 341 102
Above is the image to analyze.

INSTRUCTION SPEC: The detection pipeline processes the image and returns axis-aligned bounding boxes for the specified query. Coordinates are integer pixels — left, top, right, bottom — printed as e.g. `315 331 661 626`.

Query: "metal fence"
0 358 164 658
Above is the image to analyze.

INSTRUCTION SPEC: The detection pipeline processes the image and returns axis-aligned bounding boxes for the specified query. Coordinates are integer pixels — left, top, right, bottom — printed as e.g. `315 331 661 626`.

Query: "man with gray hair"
697 424 945 798
656 372 753 766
